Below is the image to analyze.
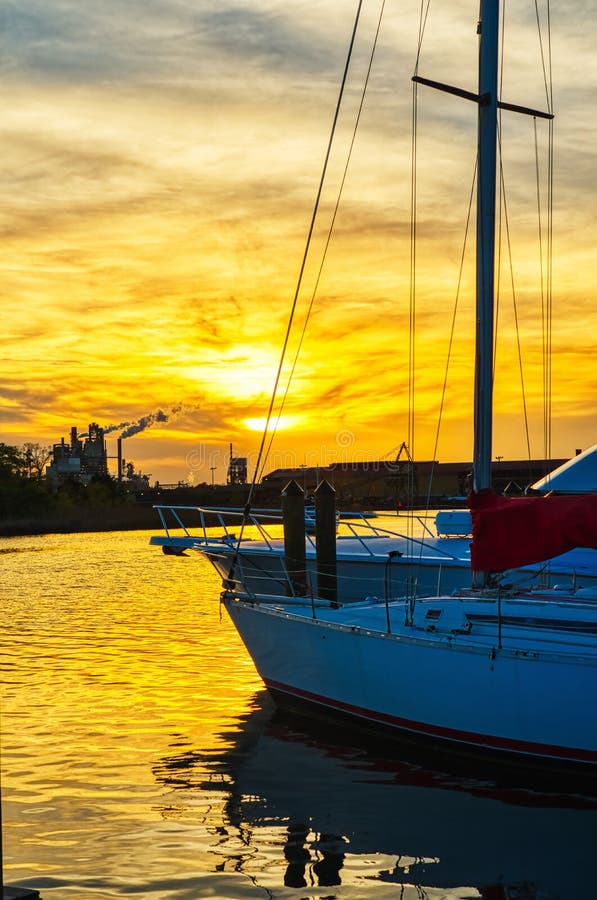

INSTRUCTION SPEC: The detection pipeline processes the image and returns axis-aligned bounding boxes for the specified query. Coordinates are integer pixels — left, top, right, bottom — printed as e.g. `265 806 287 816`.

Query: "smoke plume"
94 406 183 439
119 409 168 439
102 420 132 436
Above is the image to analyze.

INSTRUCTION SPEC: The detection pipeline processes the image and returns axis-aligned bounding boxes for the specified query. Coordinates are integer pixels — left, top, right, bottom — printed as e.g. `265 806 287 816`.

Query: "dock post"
281 479 307 596
314 480 338 607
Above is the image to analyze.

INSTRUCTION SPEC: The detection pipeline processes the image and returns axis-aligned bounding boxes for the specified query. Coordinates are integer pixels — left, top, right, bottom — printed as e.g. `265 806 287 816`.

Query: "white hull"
205 538 475 598
150 505 597 767
206 541 597 598
221 591 597 767
151 532 597 598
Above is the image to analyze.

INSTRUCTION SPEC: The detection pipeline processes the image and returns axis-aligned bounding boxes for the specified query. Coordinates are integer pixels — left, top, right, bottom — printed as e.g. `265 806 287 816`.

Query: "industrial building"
46 422 150 489
46 424 109 484
226 444 247 485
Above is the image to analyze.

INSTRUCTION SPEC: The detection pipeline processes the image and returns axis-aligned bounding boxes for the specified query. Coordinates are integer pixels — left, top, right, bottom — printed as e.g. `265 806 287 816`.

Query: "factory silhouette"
46 423 152 489
46 423 248 492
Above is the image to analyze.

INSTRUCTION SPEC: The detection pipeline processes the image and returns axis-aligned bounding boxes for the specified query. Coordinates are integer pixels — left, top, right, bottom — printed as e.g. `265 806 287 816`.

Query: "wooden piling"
281 479 307 596
314 480 338 607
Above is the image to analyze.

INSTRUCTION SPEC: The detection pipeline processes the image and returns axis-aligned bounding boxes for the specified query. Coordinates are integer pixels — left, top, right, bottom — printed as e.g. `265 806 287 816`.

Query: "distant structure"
46 422 151 488
260 455 569 508
46 423 108 484
226 443 247 485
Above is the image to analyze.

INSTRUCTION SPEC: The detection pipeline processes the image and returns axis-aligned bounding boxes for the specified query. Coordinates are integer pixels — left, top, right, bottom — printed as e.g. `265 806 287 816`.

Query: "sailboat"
153 1 597 768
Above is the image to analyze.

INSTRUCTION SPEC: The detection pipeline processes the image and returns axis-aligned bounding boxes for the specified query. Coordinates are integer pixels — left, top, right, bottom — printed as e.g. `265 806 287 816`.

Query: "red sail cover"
469 489 597 571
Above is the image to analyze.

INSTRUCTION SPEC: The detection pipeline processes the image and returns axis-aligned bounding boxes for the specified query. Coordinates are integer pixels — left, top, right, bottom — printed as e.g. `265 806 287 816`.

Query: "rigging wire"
402 0 431 593
494 0 553 474
534 116 547 444
495 2 533 470
494 0 533 473
526 0 555 464
424 162 477 517
226 0 366 575
545 0 554 463
408 76 417 503
497 146 533 466
413 0 432 74
535 0 554 113
258 0 388 483
533 0 554 464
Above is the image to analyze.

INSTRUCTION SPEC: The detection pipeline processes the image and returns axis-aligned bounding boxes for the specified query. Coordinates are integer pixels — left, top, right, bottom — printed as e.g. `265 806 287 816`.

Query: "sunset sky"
3 0 595 485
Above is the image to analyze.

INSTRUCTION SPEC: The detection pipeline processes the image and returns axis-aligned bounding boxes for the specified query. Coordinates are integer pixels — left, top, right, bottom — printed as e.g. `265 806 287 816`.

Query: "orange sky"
2 1 595 484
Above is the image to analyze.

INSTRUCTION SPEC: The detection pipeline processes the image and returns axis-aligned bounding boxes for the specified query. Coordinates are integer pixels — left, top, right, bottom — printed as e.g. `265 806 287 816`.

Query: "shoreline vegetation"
0 502 160 538
0 485 254 537
0 481 250 538
0 442 255 537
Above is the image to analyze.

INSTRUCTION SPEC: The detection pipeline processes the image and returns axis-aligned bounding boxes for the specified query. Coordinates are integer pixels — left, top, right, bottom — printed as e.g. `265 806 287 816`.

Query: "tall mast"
473 0 499 493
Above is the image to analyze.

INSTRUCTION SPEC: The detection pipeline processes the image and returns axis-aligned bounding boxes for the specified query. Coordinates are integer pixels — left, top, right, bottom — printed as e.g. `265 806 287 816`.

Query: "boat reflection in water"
152 696 597 899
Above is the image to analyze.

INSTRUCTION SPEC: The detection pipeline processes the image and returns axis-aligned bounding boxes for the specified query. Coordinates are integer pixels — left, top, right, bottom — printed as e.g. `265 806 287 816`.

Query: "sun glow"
180 346 282 402
243 416 300 433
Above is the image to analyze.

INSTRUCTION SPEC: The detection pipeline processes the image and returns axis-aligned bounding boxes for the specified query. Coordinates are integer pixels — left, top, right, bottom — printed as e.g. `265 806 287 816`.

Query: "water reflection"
153 702 597 900
283 825 347 889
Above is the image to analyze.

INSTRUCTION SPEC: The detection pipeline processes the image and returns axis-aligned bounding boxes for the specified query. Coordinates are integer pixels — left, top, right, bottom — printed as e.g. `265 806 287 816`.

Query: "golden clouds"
2 1 596 483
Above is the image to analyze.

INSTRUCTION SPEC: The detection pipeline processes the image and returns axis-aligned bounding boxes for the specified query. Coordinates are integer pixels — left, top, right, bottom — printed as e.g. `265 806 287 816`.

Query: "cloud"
1 0 595 482
0 1 342 85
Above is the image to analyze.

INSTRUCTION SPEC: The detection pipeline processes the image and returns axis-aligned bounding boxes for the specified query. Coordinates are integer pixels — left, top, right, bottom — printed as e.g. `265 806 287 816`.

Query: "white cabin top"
531 443 597 493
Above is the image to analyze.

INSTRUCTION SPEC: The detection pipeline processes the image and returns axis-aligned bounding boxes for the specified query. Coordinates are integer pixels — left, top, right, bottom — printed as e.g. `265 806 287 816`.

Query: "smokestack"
117 438 123 483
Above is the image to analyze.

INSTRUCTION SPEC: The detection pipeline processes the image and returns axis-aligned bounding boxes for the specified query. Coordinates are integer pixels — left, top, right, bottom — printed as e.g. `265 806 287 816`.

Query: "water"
2 529 597 900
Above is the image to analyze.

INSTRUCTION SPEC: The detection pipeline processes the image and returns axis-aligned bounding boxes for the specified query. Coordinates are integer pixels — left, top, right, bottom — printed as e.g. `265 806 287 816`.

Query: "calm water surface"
2 529 596 900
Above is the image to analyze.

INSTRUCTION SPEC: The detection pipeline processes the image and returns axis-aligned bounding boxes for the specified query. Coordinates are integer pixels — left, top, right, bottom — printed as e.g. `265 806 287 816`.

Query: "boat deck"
228 590 597 659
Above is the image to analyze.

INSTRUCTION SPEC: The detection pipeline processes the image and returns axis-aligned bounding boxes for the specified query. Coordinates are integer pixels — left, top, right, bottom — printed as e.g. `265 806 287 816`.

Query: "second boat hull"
222 594 597 769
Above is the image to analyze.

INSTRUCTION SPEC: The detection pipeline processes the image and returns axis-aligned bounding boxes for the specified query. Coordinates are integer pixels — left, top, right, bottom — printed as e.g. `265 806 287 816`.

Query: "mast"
473 0 500 493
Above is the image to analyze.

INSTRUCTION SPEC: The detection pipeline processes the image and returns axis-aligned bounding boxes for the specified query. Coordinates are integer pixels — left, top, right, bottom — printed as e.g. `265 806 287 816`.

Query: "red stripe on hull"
264 678 597 766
